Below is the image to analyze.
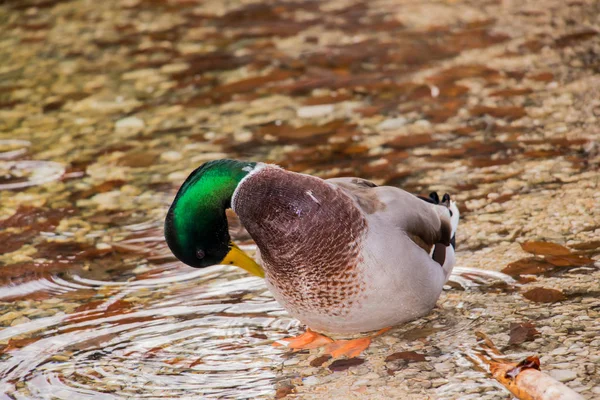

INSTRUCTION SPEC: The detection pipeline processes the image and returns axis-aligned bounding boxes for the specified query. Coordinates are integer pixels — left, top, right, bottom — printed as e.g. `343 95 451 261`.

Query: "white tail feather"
449 200 459 237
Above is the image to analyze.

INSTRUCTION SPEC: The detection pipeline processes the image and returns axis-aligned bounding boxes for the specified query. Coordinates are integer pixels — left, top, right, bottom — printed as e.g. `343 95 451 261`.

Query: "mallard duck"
165 159 459 356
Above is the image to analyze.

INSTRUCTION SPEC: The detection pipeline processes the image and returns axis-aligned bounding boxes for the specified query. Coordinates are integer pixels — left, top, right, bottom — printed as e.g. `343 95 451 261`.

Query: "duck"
164 159 459 357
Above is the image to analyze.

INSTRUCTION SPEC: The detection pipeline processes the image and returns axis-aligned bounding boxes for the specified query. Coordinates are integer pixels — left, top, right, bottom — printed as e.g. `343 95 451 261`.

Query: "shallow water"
0 246 299 399
1 0 599 398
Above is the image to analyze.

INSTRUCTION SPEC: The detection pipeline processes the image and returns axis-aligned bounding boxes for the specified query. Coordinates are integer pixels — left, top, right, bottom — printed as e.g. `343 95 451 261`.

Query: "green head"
164 159 264 276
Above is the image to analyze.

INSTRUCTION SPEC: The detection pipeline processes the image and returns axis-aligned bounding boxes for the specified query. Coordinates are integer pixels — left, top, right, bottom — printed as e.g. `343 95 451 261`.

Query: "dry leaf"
468 332 584 400
0 338 40 354
554 29 598 48
164 357 185 365
385 134 434 150
544 254 595 267
143 346 165 359
310 354 331 367
569 241 600 251
117 151 159 168
328 357 364 372
522 287 566 303
275 382 295 399
520 242 571 256
385 351 426 363
469 105 527 120
508 322 540 345
189 358 203 368
502 258 555 277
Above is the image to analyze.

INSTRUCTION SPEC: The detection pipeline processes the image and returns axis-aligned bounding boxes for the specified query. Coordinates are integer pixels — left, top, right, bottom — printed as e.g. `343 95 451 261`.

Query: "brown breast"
232 166 368 316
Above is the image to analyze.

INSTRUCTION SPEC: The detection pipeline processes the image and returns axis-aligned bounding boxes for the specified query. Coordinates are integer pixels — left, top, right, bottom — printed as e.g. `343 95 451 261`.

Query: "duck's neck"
232 166 367 270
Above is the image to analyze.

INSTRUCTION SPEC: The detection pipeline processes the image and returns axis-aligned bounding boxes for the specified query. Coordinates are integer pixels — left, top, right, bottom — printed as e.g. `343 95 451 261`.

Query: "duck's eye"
196 249 206 259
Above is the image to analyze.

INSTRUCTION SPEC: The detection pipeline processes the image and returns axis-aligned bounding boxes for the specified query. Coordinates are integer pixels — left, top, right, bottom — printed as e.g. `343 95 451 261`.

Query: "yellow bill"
221 242 264 278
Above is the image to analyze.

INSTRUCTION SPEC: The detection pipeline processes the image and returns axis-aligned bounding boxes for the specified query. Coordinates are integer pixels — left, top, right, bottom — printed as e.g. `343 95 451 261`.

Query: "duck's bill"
221 243 264 278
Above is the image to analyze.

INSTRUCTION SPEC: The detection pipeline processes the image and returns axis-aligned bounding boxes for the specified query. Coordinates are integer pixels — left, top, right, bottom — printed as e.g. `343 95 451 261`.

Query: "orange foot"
273 328 333 350
273 327 391 358
323 337 371 358
323 327 391 358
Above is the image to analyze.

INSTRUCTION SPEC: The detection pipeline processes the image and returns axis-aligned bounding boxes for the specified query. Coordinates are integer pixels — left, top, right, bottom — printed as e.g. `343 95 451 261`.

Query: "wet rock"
550 347 569 356
160 151 182 162
0 311 22 324
10 316 31 326
297 104 335 119
115 116 145 133
303 376 320 386
377 117 407 130
549 369 578 382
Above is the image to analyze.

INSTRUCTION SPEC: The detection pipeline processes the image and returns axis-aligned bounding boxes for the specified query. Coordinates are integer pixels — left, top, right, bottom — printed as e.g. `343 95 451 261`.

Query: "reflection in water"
0 140 31 160
0 258 299 399
0 161 65 190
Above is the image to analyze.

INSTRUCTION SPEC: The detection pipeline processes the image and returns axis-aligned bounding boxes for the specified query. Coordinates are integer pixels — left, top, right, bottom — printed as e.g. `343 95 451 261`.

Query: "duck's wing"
326 177 458 265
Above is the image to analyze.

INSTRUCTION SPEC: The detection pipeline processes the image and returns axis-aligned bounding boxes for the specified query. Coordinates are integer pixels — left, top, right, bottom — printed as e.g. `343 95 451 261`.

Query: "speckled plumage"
232 164 459 334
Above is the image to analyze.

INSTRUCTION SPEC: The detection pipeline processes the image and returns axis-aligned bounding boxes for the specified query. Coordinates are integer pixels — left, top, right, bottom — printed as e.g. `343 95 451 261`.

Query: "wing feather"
327 178 453 253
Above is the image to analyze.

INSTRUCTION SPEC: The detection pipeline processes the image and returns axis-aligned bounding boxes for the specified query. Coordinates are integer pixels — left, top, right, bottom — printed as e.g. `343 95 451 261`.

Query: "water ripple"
0 265 298 399
0 140 31 160
0 160 65 190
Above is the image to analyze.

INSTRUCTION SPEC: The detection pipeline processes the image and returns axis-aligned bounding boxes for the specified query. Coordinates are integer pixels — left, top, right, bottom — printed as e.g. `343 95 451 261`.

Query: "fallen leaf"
0 337 40 354
385 351 426 363
304 94 352 105
544 254 595 267
471 332 583 400
520 241 571 256
489 88 533 97
569 241 600 251
469 105 526 120
189 358 203 368
516 276 538 283
384 134 434 150
427 64 501 85
310 354 331 367
143 346 165 359
522 287 566 303
328 357 364 372
164 357 185 365
554 29 598 48
71 180 127 200
528 72 554 82
502 257 555 277
66 333 120 352
250 333 268 340
117 151 159 168
275 382 295 399
508 322 540 345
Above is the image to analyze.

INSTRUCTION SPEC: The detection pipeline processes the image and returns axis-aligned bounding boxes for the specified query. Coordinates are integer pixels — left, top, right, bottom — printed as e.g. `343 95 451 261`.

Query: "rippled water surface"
0 243 298 398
